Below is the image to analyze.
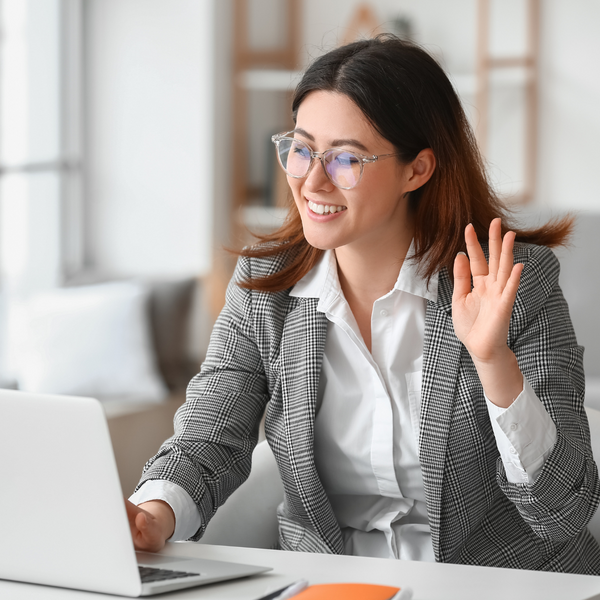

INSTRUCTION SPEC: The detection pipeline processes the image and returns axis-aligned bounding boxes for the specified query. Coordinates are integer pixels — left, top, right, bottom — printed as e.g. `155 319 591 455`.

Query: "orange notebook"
292 583 401 599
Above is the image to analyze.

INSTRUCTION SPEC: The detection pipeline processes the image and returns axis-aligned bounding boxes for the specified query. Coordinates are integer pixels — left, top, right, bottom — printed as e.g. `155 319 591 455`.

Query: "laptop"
0 389 271 596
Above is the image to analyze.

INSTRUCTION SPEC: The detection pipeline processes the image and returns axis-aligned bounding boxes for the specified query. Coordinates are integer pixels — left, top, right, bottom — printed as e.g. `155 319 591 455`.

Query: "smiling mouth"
307 200 347 215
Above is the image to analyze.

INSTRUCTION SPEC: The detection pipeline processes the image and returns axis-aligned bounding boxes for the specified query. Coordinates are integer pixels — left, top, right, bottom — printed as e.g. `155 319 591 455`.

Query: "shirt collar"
290 242 438 305
289 249 337 303
396 245 438 303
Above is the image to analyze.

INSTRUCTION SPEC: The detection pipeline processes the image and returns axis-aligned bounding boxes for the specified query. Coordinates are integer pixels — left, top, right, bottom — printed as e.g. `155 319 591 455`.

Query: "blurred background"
0 0 599 491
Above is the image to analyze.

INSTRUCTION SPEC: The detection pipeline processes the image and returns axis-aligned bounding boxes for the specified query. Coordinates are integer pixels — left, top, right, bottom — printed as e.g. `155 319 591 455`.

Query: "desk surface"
2 543 600 600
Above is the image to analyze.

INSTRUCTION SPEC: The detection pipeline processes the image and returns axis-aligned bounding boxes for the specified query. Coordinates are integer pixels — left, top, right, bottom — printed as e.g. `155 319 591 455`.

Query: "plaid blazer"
139 242 600 574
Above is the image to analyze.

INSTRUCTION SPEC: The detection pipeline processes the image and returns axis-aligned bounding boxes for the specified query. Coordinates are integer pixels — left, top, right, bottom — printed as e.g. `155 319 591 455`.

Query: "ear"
404 148 436 193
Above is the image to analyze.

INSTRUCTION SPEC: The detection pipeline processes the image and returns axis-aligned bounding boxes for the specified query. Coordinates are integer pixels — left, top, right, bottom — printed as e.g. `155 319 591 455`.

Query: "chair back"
199 440 283 549
585 407 600 542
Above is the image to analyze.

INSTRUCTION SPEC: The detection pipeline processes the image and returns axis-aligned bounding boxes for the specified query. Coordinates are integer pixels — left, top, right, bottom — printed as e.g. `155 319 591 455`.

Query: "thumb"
453 251 471 302
135 511 149 533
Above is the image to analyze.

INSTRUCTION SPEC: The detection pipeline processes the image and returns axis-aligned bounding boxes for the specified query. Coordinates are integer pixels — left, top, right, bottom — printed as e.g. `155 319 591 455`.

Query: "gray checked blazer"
138 242 600 574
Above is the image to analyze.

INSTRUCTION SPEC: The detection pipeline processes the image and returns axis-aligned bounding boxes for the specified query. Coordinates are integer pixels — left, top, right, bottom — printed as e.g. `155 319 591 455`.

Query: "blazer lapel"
280 297 344 554
419 267 463 560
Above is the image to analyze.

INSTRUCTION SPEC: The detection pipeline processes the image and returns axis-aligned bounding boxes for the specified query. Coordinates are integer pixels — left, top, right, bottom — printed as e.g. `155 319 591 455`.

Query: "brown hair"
238 35 572 292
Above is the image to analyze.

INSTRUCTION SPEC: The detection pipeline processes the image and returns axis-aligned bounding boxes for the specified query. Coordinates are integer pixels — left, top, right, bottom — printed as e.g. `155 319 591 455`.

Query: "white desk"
2 543 600 600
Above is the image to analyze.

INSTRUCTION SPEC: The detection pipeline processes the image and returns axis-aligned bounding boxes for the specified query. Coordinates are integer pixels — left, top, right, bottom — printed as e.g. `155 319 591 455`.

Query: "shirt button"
510 423 518 431
380 309 389 317
509 447 517 454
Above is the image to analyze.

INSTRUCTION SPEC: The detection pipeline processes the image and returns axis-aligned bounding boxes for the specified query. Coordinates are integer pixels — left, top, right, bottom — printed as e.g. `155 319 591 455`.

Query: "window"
0 0 83 380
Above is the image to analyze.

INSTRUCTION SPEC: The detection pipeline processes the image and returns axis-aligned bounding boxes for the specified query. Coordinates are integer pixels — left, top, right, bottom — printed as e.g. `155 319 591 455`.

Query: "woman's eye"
293 145 310 157
335 153 359 166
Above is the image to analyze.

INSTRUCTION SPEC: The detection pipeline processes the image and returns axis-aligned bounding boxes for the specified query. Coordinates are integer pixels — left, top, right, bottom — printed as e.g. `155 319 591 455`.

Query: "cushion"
65 271 198 390
145 278 197 390
10 281 168 402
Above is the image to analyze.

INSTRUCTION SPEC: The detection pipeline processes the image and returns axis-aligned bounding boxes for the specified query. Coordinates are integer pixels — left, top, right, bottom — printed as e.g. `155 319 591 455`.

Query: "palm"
452 219 523 363
125 499 168 552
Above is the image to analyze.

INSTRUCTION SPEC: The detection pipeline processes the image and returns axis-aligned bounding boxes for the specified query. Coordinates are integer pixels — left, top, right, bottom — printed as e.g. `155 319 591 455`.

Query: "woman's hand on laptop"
125 499 175 552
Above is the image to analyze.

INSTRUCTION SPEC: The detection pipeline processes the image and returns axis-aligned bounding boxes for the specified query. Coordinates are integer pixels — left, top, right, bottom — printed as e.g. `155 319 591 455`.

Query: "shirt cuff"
129 480 202 542
485 376 557 485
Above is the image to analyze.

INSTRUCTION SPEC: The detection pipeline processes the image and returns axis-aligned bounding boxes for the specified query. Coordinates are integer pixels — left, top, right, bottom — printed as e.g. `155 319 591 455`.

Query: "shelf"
239 69 304 91
239 67 529 98
450 68 532 98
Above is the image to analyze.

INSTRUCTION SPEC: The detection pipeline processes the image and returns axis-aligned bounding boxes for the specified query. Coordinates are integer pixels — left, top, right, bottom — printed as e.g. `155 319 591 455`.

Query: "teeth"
308 200 346 215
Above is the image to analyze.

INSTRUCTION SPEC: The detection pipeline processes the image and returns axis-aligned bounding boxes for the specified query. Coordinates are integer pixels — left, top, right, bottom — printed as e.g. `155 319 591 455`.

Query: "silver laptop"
0 389 271 596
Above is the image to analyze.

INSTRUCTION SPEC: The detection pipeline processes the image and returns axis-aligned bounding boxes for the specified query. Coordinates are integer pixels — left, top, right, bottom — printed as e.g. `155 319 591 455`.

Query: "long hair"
239 35 572 292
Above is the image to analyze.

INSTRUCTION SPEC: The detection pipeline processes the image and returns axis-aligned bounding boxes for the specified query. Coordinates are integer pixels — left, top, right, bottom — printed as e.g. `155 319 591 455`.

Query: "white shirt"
291 249 435 560
131 249 557 554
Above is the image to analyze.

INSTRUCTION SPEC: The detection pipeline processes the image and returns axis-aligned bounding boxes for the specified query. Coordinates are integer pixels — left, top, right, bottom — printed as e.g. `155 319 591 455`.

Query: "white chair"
198 440 283 549
585 406 600 543
198 410 600 548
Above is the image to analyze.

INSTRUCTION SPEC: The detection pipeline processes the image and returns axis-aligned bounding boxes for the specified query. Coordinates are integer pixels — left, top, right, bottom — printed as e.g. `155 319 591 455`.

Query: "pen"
389 587 414 600
273 579 309 599
256 579 309 600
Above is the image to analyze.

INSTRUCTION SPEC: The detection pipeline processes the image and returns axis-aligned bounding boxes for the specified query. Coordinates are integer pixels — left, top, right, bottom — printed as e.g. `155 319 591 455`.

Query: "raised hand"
125 498 175 552
452 218 524 408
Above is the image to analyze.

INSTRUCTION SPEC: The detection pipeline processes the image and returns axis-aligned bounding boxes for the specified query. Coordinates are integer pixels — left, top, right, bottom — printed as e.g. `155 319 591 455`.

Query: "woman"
127 35 600 573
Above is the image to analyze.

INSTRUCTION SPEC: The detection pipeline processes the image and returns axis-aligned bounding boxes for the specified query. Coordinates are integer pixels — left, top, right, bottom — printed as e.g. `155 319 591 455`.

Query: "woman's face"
288 91 418 257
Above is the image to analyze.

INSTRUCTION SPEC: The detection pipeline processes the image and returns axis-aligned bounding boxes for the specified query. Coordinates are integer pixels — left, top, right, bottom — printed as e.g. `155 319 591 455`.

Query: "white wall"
84 0 215 277
300 0 530 200
536 0 600 211
299 0 600 213
211 0 234 248
301 0 477 72
82 0 600 280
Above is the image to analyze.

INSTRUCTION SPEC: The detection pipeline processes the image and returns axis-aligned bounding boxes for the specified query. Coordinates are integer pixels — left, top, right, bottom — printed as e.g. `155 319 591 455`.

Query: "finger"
497 230 517 288
136 511 148 531
452 251 472 302
501 262 523 310
125 499 141 527
129 511 145 548
134 511 148 543
127 501 162 552
464 223 488 278
488 218 502 277
134 511 160 551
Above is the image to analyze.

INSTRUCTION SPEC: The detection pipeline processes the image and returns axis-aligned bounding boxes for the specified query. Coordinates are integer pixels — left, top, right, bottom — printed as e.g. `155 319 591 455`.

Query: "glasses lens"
323 150 361 189
277 138 311 177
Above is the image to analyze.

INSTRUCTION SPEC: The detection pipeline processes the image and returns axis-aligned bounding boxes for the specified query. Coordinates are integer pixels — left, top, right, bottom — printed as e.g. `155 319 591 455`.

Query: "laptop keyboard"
138 566 201 583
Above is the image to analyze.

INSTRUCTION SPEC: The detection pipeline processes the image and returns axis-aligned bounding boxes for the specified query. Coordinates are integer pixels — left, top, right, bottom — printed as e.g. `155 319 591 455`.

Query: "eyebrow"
293 128 370 153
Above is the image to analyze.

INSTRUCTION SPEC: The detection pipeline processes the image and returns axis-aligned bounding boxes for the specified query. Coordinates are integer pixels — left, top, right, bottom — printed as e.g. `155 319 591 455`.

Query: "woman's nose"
304 157 335 193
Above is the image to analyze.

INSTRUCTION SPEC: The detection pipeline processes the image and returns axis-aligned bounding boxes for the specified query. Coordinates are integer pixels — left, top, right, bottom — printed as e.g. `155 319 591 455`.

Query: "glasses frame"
271 131 398 190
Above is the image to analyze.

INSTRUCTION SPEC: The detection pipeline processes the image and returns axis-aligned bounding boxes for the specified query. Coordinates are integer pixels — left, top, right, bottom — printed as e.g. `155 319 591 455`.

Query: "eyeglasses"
271 131 398 190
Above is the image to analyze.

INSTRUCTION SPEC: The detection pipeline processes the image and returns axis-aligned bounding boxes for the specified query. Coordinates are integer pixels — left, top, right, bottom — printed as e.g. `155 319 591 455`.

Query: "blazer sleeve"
497 243 600 543
135 255 271 541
